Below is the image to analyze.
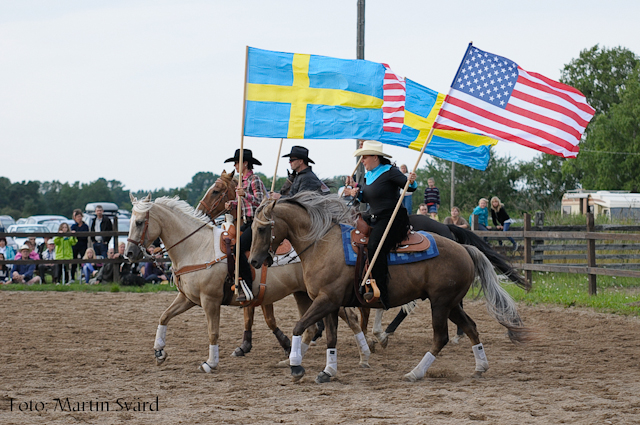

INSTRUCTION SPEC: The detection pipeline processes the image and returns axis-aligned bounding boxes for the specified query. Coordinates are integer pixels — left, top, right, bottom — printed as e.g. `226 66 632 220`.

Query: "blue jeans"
82 263 95 283
402 195 412 213
500 221 517 246
93 242 108 258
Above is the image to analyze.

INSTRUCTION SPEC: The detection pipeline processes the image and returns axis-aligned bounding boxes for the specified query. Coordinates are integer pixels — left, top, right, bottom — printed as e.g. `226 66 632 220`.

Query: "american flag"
434 45 595 158
382 64 406 133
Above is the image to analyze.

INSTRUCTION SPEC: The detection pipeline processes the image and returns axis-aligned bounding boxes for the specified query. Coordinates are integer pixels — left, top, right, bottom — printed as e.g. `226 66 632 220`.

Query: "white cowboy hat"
352 141 392 158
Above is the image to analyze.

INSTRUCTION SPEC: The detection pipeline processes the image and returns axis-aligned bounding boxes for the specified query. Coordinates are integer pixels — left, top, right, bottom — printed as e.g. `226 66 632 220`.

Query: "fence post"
533 211 545 265
586 212 597 295
472 214 479 231
113 216 120 283
523 212 532 285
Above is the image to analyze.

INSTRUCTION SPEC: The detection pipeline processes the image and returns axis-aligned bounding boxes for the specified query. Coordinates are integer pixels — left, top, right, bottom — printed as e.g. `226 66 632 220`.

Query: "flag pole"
351 157 362 179
360 127 436 291
270 138 284 194
235 45 250 297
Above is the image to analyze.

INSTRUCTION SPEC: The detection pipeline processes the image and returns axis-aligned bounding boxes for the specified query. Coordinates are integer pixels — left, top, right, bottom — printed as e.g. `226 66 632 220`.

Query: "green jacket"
54 235 77 260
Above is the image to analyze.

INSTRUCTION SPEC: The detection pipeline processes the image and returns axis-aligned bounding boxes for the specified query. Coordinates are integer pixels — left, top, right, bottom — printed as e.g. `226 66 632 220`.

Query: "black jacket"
281 167 324 197
491 207 511 226
90 216 113 244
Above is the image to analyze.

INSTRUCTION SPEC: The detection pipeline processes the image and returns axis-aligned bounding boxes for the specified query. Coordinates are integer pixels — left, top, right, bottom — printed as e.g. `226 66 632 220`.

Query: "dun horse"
250 192 531 383
125 194 371 373
197 171 368 358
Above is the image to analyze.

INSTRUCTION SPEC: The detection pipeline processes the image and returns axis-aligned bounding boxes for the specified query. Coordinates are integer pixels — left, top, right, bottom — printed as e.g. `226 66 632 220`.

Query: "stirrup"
237 279 254 303
362 279 380 304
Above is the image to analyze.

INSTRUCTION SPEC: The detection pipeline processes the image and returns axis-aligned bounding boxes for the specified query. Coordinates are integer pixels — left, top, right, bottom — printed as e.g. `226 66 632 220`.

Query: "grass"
497 272 640 316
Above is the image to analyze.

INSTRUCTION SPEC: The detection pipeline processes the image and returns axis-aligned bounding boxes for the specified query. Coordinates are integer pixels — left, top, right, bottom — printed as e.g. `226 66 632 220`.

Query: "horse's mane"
134 196 214 228
258 192 357 242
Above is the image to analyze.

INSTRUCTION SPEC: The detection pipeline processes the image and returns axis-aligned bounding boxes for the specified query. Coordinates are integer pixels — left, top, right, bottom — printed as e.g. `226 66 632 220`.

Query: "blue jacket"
12 263 35 280
470 206 489 227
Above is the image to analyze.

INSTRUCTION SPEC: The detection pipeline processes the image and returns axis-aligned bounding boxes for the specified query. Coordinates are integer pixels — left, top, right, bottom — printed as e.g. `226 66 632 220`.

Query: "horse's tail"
463 245 534 343
447 224 531 291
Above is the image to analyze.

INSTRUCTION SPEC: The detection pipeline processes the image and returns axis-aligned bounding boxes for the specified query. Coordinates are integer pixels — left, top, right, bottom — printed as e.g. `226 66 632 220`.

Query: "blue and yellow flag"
380 79 497 170
244 47 385 140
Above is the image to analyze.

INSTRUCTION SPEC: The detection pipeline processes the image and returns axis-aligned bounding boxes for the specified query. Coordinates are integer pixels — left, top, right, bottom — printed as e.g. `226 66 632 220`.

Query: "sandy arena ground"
1 291 639 424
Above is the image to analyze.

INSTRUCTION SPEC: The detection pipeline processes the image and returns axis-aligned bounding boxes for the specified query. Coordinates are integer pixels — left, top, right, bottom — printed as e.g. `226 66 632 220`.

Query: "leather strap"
173 255 227 277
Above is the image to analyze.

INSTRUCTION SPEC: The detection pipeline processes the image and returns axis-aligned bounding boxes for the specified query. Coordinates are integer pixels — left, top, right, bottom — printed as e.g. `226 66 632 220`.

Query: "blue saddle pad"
340 224 439 266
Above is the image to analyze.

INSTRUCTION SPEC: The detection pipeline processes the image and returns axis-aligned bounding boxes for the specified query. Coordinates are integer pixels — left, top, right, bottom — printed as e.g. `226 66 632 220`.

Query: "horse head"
197 170 237 220
126 193 160 261
249 199 283 268
279 170 295 196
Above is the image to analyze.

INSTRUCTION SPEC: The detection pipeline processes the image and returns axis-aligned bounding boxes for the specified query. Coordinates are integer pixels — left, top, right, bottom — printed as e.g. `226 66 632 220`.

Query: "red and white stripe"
382 64 406 133
434 67 595 158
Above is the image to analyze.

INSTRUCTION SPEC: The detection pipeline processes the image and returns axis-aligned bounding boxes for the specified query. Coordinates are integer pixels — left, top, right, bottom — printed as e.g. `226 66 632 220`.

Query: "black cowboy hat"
224 149 262 166
282 145 315 164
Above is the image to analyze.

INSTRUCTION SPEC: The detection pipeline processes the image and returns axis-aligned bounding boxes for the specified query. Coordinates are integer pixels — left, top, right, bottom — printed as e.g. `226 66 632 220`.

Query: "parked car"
0 215 16 232
44 219 75 233
6 224 49 250
25 215 69 225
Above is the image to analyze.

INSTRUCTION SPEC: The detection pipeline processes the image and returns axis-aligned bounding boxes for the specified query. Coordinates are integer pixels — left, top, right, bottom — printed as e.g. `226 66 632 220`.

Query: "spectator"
82 248 98 284
399 164 413 212
416 203 429 216
90 205 113 258
11 245 42 285
54 221 78 284
0 237 16 260
423 177 440 220
143 247 168 284
469 198 491 231
91 247 116 284
444 206 470 229
17 238 41 260
38 237 50 256
71 209 89 280
0 253 10 284
490 196 518 251
38 239 59 284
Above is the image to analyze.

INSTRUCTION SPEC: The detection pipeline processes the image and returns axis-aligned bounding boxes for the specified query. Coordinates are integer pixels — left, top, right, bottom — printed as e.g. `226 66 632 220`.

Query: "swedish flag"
244 47 385 140
380 79 497 170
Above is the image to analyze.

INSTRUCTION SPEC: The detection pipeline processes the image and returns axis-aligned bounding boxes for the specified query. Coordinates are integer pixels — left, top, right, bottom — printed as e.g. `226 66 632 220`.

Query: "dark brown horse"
250 192 531 383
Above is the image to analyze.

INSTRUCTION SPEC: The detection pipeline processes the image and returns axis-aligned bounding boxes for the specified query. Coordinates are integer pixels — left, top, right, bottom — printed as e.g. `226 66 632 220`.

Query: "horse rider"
224 148 268 302
343 141 417 309
270 146 328 199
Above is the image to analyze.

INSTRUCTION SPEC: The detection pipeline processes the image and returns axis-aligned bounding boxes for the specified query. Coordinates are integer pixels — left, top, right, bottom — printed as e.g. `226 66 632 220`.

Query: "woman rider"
223 149 267 302
344 141 417 309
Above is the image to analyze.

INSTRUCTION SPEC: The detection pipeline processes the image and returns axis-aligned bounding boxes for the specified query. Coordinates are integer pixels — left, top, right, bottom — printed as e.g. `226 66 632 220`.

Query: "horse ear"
230 169 235 179
143 193 152 202
130 193 137 203
222 169 227 176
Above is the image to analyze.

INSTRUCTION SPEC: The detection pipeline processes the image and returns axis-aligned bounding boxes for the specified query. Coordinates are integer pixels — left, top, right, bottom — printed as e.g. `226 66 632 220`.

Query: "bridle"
197 178 236 218
253 209 278 258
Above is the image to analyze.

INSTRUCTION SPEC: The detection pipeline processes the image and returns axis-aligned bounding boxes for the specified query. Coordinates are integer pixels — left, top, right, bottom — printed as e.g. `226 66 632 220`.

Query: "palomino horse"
125 194 371 373
249 192 531 383
197 170 368 358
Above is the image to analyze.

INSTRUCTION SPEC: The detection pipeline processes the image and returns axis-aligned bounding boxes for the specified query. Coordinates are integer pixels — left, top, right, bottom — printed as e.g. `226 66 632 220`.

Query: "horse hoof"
451 334 464 344
155 349 167 366
198 362 216 373
276 359 290 368
231 347 245 357
359 361 370 369
291 365 305 382
366 337 376 354
315 371 332 383
403 371 420 382
472 371 485 378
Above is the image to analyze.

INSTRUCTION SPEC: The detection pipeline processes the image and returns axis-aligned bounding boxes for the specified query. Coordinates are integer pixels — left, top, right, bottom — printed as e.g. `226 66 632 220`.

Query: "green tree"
185 172 218 206
517 155 579 212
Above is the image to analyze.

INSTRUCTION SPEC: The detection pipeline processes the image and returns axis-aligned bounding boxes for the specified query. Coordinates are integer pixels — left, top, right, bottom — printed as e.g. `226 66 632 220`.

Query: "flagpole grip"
360 127 436 290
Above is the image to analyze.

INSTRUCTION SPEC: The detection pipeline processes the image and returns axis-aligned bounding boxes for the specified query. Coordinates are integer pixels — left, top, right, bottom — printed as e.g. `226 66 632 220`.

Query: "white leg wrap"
154 325 167 350
354 331 371 356
408 352 436 381
373 309 384 334
206 344 219 368
300 342 310 358
290 335 302 366
323 348 337 377
472 343 489 372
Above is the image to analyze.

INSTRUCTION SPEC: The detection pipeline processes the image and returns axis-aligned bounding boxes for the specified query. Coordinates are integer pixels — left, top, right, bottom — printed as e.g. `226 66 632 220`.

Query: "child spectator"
11 245 42 285
54 222 77 284
38 239 58 284
82 248 98 284
444 206 470 229
0 253 10 284
469 198 491 231
491 196 518 251
0 237 16 260
423 177 440 220
399 164 413 212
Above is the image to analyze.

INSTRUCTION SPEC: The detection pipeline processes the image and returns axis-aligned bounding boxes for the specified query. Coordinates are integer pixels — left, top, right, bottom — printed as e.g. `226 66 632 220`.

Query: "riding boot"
237 252 253 303
378 276 390 310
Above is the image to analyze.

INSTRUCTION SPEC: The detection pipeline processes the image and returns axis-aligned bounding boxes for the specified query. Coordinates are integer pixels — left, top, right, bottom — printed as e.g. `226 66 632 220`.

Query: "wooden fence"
473 213 640 295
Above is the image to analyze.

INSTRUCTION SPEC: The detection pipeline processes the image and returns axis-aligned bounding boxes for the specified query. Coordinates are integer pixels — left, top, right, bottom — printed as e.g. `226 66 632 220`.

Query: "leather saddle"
350 216 430 254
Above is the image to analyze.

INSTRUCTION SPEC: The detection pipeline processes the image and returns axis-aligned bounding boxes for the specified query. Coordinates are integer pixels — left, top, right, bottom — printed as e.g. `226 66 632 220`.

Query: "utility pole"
355 0 366 203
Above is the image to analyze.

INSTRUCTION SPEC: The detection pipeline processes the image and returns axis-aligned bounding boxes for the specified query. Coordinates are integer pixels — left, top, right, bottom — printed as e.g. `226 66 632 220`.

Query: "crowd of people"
0 204 173 286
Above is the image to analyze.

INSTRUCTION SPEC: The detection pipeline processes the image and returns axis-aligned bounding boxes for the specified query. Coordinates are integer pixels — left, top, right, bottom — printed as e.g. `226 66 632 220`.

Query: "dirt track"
1 291 639 424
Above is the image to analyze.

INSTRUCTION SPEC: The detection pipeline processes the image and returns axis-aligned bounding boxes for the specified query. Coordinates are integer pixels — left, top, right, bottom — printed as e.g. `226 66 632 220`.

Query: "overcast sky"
2 0 639 192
